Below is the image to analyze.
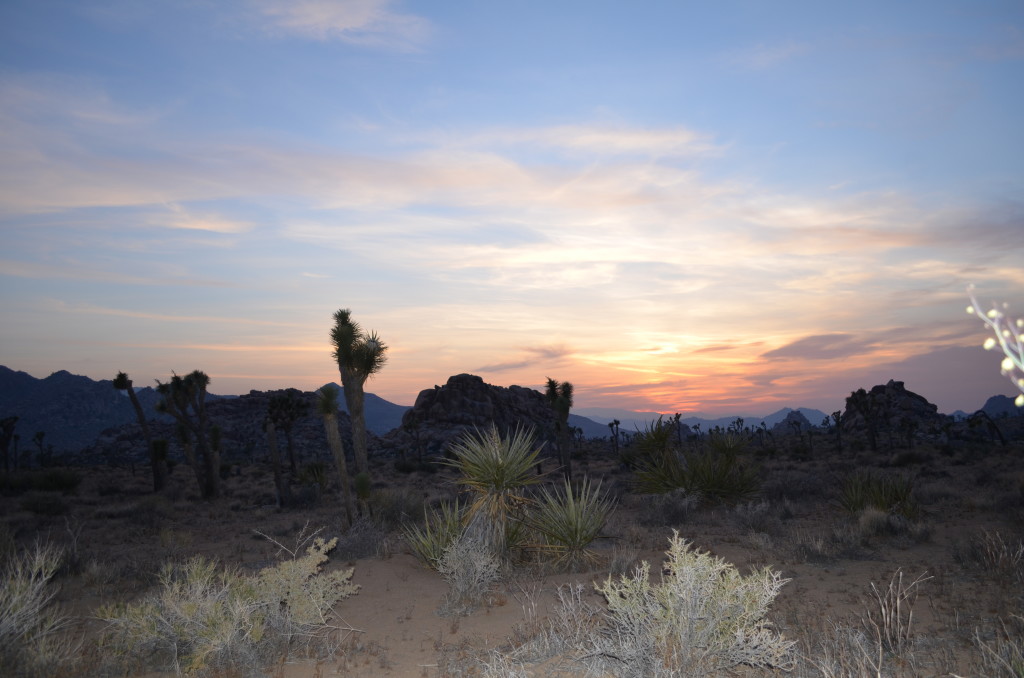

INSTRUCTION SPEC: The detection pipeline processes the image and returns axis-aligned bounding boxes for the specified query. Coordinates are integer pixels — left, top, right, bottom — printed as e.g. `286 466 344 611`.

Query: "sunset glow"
1 1 1022 416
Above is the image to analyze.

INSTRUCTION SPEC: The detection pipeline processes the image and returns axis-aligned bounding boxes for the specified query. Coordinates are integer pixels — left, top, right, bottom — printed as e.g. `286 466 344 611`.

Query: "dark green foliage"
632 421 760 504
403 499 464 569
19 492 69 516
529 478 614 571
1 469 81 496
838 470 919 520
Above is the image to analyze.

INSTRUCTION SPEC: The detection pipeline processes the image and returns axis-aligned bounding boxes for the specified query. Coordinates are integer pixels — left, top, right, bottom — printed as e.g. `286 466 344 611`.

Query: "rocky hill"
378 373 606 459
0 367 407 457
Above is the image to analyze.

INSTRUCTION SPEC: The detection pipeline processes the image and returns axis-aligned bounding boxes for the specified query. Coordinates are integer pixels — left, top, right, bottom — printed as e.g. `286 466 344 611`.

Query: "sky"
1 0 1023 418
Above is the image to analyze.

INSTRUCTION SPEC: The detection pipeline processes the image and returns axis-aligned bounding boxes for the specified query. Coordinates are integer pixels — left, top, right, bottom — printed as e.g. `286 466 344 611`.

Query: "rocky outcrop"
379 374 558 459
772 410 813 434
841 380 948 450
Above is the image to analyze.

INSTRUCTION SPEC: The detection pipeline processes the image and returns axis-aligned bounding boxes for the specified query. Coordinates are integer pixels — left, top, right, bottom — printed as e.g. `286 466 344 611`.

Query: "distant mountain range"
575 407 832 434
0 366 1019 454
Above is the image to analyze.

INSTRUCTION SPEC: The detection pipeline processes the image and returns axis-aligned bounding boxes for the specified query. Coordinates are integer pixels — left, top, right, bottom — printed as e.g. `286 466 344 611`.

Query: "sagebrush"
99 535 358 676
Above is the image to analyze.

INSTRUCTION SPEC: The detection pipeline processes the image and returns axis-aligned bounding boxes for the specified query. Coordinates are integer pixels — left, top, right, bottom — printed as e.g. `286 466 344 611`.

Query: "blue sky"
1 0 1022 416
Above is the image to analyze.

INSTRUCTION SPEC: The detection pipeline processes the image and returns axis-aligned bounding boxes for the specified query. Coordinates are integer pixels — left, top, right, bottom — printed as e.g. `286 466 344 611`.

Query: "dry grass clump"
954 529 1024 586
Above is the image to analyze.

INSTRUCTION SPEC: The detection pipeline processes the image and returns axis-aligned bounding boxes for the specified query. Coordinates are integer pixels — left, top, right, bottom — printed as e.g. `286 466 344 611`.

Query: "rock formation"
841 380 948 450
379 374 558 460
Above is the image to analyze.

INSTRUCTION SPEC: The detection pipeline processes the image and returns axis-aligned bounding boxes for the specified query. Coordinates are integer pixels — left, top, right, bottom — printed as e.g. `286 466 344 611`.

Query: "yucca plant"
634 446 759 504
444 425 545 557
402 499 465 570
683 447 760 504
838 470 918 520
530 478 615 571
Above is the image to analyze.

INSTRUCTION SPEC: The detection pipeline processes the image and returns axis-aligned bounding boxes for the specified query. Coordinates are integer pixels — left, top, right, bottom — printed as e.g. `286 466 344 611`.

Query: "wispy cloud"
252 0 431 49
726 41 810 70
761 333 876 361
474 345 574 372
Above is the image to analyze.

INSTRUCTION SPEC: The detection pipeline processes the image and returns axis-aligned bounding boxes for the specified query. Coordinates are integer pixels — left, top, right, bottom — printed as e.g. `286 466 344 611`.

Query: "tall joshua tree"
318 385 356 526
330 308 388 478
114 372 168 492
157 370 219 499
545 377 574 481
267 390 307 473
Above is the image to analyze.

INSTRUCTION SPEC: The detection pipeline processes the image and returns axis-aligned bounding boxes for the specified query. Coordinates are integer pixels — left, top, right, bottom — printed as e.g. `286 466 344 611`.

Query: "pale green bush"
99 536 358 676
0 542 74 678
436 533 500 618
571 530 794 677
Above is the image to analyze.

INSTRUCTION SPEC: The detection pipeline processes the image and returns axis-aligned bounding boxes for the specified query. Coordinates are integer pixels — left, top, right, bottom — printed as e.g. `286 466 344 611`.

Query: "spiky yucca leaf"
402 499 464 570
531 478 615 571
444 425 545 556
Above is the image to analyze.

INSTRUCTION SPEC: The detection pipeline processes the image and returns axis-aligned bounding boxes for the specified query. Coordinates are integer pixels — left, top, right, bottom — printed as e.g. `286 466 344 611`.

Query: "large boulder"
841 380 948 450
379 374 557 459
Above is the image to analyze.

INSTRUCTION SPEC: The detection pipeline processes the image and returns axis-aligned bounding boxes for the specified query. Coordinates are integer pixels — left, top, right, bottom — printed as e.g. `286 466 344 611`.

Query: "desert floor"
3 434 1024 677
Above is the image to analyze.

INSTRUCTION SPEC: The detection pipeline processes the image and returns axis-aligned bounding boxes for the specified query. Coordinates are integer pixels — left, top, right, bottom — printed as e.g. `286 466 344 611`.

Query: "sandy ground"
3 434 1023 677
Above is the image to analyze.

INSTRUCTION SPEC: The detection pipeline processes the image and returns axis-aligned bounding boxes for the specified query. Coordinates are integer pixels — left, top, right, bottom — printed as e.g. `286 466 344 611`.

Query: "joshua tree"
267 390 307 473
264 418 291 508
157 370 219 499
1 416 17 473
31 432 45 465
318 385 356 525
545 377 574 481
330 308 388 479
114 371 168 492
846 388 880 453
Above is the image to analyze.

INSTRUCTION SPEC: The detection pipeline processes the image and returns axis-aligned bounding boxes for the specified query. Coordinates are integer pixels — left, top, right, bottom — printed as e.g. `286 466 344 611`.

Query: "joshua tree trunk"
178 426 204 494
265 420 291 508
322 411 355 526
0 417 17 474
115 373 168 492
342 380 369 476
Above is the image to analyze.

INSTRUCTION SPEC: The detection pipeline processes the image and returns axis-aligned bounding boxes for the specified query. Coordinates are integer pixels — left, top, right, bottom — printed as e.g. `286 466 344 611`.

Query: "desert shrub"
436 533 500 618
852 507 930 545
369 486 425 531
444 425 544 557
733 499 783 534
0 542 74 678
528 477 615 571
639 489 700 527
297 461 329 496
1 469 81 497
707 430 749 455
19 492 69 516
403 498 465 570
98 535 358 676
800 621 887 678
0 522 16 567
838 470 919 520
975 614 1024 678
128 494 175 529
955 530 1024 585
334 516 387 560
633 433 759 504
552 530 795 676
